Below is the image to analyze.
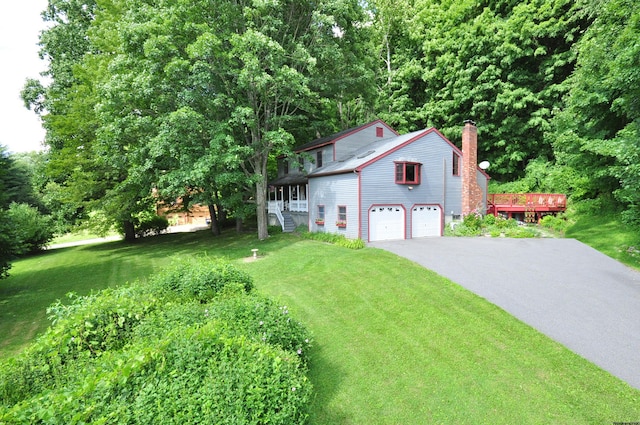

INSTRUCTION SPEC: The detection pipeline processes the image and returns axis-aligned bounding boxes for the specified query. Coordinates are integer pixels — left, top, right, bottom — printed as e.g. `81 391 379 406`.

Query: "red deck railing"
487 193 566 218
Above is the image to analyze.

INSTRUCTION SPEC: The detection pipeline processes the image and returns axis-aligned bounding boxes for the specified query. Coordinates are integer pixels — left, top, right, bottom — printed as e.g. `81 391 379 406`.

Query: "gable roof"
294 119 396 153
308 128 439 177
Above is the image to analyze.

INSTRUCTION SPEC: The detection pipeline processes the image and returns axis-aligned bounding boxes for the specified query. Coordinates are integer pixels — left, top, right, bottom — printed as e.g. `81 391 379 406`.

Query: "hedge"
0 256 312 424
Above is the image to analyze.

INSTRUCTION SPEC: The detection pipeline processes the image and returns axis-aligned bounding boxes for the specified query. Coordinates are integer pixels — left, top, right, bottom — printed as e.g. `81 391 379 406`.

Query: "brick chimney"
461 120 483 216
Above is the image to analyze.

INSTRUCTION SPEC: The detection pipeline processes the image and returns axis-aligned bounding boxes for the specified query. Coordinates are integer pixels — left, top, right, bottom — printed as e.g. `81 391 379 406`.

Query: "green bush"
205 295 313 364
6 202 54 254
135 215 169 238
539 214 569 233
0 257 312 423
462 212 483 230
300 230 365 249
150 256 254 302
446 214 540 238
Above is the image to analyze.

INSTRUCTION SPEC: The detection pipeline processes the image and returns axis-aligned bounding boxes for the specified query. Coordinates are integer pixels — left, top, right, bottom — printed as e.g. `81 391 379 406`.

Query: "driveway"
369 237 640 390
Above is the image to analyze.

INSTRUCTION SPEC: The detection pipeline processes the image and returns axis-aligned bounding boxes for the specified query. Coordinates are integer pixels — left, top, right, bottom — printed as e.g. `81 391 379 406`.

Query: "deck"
487 193 566 222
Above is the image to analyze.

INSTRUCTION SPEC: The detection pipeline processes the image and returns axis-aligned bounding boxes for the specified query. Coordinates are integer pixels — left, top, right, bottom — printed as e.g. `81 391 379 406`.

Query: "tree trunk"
123 220 136 242
235 217 243 232
255 175 269 240
208 204 221 235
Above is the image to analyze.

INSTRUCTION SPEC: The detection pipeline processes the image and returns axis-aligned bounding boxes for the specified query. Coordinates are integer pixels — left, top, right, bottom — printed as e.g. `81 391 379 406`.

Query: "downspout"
442 156 446 213
442 156 446 234
355 169 362 240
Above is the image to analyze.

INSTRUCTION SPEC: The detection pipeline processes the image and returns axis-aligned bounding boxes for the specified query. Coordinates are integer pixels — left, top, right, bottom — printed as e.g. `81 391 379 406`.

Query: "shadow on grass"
307 343 350 424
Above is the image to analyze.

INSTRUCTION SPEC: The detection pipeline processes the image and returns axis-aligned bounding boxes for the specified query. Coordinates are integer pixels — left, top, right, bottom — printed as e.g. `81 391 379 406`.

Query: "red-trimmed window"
395 162 421 184
452 152 460 176
337 205 347 227
376 126 384 137
317 205 325 222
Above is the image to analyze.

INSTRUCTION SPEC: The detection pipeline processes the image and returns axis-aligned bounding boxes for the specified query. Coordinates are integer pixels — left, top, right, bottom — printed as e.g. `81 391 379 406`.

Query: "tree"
376 0 590 180
90 0 368 240
0 148 55 279
552 0 640 223
0 146 16 278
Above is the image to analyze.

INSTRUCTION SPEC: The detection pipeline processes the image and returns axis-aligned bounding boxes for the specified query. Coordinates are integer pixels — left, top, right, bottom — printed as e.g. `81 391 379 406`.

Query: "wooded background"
1 0 637 252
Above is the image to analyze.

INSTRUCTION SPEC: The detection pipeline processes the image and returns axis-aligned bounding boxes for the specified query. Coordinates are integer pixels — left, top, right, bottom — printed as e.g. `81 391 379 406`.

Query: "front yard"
1 230 638 423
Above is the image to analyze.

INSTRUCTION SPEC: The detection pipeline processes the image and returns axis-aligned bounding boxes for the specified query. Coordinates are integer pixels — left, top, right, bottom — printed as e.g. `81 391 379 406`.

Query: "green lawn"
2 230 639 423
566 209 640 270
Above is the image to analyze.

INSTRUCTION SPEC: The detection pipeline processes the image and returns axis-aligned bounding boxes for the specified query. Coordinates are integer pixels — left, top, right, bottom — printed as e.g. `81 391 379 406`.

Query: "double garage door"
368 205 442 242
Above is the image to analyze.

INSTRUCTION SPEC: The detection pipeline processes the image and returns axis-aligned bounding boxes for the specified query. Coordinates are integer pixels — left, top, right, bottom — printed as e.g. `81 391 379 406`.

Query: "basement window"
395 162 421 185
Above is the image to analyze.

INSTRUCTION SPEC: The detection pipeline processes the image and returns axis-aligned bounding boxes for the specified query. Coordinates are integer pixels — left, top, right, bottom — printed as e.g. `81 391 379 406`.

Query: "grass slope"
566 210 640 270
1 230 639 423
243 242 640 424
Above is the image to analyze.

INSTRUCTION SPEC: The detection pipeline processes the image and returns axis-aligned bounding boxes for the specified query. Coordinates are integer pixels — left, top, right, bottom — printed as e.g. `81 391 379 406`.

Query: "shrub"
0 257 312 424
205 295 313 365
300 230 365 249
446 214 540 238
6 202 54 254
483 214 497 226
539 214 569 233
135 215 169 238
462 212 483 230
150 256 254 302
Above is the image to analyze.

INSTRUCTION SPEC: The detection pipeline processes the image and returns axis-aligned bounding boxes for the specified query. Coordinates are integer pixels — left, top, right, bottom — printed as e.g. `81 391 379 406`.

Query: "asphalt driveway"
369 237 640 390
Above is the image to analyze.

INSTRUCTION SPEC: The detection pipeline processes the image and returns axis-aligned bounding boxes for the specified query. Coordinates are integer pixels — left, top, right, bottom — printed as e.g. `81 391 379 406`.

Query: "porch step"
281 212 296 233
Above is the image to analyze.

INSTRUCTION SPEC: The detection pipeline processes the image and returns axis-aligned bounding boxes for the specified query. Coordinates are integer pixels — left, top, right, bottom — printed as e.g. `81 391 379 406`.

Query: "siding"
359 131 461 240
302 146 330 174
308 173 359 239
334 123 394 160
476 169 488 211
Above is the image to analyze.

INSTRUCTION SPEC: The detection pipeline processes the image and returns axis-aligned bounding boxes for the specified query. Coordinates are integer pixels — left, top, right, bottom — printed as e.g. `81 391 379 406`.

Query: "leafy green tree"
89 0 368 240
0 146 15 278
379 0 589 179
552 0 640 223
0 148 55 278
23 0 155 241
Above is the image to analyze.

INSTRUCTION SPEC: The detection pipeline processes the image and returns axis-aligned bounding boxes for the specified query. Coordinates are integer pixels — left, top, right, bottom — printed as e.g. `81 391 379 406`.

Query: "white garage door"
412 205 442 238
369 206 405 241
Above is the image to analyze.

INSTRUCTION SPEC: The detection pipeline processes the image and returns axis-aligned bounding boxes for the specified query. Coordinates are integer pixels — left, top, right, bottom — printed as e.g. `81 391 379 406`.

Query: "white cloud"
0 0 49 153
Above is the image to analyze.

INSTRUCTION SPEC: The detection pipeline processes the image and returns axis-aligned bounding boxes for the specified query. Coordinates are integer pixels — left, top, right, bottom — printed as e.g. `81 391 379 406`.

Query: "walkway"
369 237 640 389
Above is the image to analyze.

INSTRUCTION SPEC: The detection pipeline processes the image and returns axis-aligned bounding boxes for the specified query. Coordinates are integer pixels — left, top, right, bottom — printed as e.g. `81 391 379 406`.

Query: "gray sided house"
268 120 488 242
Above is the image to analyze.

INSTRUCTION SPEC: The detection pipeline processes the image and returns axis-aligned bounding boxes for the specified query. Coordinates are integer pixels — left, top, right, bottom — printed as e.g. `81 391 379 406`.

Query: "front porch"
267 183 309 231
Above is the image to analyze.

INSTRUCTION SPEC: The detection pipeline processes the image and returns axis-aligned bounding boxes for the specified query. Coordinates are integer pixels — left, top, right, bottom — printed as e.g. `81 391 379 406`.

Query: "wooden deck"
487 193 567 222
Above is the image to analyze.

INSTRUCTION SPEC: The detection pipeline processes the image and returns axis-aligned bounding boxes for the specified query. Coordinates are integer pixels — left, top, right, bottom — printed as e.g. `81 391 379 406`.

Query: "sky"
0 0 49 154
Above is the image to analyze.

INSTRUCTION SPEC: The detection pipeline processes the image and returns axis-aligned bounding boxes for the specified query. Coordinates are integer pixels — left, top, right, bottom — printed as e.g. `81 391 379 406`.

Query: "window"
316 151 323 168
452 152 460 176
395 162 421 184
316 205 325 225
376 126 384 138
337 205 347 227
283 160 289 175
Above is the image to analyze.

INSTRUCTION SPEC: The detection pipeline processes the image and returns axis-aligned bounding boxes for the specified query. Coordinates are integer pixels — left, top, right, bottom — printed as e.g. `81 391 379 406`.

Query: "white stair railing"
268 201 285 231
